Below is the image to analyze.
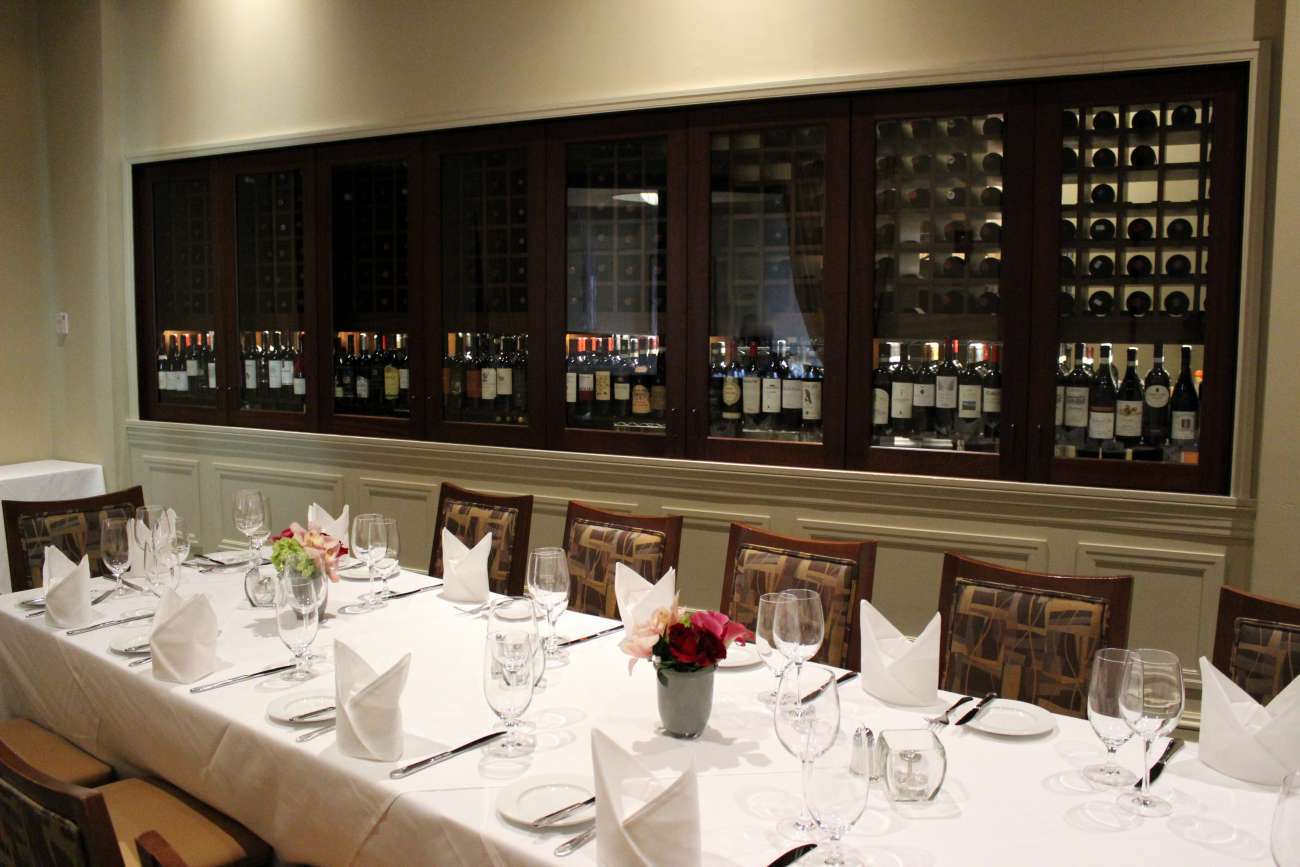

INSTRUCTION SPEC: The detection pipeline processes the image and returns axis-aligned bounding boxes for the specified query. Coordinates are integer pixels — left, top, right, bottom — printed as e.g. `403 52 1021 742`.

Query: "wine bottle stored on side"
1115 346 1145 447
1170 344 1199 447
1087 343 1118 448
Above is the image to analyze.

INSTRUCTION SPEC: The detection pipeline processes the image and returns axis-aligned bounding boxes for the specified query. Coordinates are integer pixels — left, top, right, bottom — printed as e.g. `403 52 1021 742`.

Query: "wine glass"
756 591 792 706
804 732 871 866
1117 648 1185 817
100 515 133 598
525 548 571 662
372 517 400 599
134 505 166 585
775 663 841 841
1273 771 1300 867
774 587 824 675
1084 647 1139 787
152 515 191 594
275 567 321 681
350 513 384 611
233 491 271 601
483 597 540 757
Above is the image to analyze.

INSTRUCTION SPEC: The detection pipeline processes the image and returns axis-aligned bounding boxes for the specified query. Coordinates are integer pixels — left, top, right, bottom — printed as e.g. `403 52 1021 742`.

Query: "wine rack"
151 177 218 407
442 150 529 327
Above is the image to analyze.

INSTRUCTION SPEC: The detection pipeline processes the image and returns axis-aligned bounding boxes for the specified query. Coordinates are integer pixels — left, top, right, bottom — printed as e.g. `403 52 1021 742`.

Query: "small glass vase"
655 662 716 739
244 563 276 608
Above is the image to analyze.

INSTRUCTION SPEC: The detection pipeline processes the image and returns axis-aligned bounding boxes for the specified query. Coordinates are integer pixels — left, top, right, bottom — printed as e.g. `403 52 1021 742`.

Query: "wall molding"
797 517 1049 570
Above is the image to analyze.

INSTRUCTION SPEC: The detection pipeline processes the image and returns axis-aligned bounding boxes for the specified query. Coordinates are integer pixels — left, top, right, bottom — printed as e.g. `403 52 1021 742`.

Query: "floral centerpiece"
274 522 344 583
621 598 753 738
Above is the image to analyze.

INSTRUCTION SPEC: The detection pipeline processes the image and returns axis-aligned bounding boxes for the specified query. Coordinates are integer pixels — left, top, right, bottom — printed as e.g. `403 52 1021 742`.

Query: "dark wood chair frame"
2 485 146 593
0 740 123 866
562 500 684 576
936 553 1135 685
720 523 877 671
428 482 534 596
1211 585 1300 675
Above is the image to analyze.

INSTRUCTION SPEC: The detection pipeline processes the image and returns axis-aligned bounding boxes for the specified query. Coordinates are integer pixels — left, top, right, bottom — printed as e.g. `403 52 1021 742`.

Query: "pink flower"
619 598 682 672
689 610 754 648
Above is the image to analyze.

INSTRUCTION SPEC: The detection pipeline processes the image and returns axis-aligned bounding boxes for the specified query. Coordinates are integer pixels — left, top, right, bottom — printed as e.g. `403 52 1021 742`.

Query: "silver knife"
558 625 624 648
66 612 155 635
531 795 596 828
1138 738 1184 787
289 705 336 723
766 843 818 867
296 722 336 743
803 670 858 703
190 663 296 693
128 654 153 668
387 584 442 601
28 588 119 617
389 731 506 779
554 826 595 857
953 691 998 726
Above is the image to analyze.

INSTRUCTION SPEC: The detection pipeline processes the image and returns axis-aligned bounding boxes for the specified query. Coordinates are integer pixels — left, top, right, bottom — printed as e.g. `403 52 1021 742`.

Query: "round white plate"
109 631 152 656
267 692 336 725
718 642 762 669
966 698 1056 736
497 774 595 830
19 597 46 610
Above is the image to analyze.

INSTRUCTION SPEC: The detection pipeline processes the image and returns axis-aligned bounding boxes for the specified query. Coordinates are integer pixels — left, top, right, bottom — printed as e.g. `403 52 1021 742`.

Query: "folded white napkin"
335 639 411 761
1198 656 1300 785
614 562 677 631
858 601 941 706
439 528 491 603
42 547 92 628
149 589 219 684
308 503 350 547
591 728 700 867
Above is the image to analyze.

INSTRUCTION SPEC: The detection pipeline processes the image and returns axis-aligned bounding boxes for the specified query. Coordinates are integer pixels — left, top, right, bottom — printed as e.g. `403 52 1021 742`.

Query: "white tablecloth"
0 460 105 593
0 567 1281 866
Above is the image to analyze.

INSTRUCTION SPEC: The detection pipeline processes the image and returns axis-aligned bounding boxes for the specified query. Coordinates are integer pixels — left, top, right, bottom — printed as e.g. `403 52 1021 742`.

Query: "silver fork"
455 602 489 616
926 695 973 733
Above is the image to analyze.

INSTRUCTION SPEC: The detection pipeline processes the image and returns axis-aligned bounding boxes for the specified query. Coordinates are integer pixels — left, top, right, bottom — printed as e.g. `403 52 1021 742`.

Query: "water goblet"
483 597 540 757
100 515 133 598
232 490 270 567
275 568 321 681
774 663 841 841
804 733 872 866
350 513 385 611
1084 647 1139 787
1273 770 1300 867
372 517 400 599
134 505 166 586
1117 648 1185 817
526 548 571 662
774 587 824 676
756 591 792 706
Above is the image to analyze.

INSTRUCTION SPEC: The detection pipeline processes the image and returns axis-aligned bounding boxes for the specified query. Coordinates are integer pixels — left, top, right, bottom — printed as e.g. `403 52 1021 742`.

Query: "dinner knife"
386 583 442 601
189 663 296 693
803 670 858 703
296 722 336 743
554 826 595 857
66 612 155 635
558 625 624 648
953 691 998 726
289 705 336 723
27 587 116 618
531 795 597 828
766 843 818 867
1138 738 1185 787
390 731 507 779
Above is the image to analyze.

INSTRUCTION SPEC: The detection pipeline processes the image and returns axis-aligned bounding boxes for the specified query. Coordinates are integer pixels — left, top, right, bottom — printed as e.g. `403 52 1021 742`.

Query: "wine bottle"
495 335 515 418
1171 104 1197 127
980 186 1002 206
1091 184 1116 205
394 333 410 413
1064 341 1092 445
947 117 970 137
1062 147 1079 172
256 331 272 403
1166 218 1193 241
1092 110 1118 133
1131 109 1159 136
575 336 594 422
801 343 823 439
761 343 781 426
649 338 667 421
934 339 959 437
956 343 984 444
1062 110 1079 133
1087 343 1117 448
354 332 372 409
1142 342 1171 446
185 333 201 394
1115 346 1145 447
1170 344 1199 445
982 116 1004 137
617 335 636 423
1092 148 1117 169
292 331 306 406
1088 255 1115 277
1130 145 1157 169
1055 344 1068 439
871 345 892 440
1089 219 1116 241
383 334 401 409
1165 254 1192 277
512 334 528 424
463 332 480 412
721 339 743 436
564 336 578 424
912 342 936 434
946 152 969 174
205 331 218 393
1126 254 1153 279
268 330 283 393
742 340 762 430
982 343 1003 439
982 152 1003 174
337 334 353 410
889 343 914 436
981 221 1002 242
778 339 802 430
1127 218 1154 242
592 335 612 421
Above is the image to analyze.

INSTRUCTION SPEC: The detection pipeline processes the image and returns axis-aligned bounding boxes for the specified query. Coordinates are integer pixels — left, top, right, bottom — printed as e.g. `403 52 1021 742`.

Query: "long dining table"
0 563 1281 866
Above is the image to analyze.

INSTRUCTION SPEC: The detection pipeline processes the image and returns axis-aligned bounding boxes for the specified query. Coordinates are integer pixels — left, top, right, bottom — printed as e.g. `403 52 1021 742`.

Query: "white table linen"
0 567 1282 866
0 459 105 592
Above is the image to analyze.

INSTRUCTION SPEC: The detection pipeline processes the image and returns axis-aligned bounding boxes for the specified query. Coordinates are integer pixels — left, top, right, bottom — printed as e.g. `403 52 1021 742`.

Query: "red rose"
667 623 725 667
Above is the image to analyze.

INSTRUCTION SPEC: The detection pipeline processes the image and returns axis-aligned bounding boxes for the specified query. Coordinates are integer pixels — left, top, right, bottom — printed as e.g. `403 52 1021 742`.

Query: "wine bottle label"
278 360 291 388
650 385 666 413
577 373 594 400
890 382 913 418
722 378 741 408
186 360 199 376
1088 408 1115 440
913 382 935 407
1055 386 1065 426
175 371 189 391
1145 385 1170 408
293 375 306 396
399 368 409 391
208 365 217 390
631 384 651 415
357 376 370 399
983 387 1002 414
782 379 802 410
1115 400 1143 437
1171 410 1197 440
873 388 889 425
936 375 958 408
384 366 400 399
269 363 282 390
565 371 577 403
802 381 822 421
481 367 497 400
497 367 513 396
465 371 480 400
335 383 344 398
614 380 631 401
958 384 982 418
761 379 781 413
1064 386 1089 427
742 377 761 414
595 370 611 401
244 361 257 390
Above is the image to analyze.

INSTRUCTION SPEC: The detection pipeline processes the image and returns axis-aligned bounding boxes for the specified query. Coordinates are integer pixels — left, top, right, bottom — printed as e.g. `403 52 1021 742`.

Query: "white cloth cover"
42 548 92 628
591 728 700 867
614 562 677 631
308 503 350 548
858 600 941 706
149 589 219 684
335 639 411 761
438 528 491 603
1198 656 1300 785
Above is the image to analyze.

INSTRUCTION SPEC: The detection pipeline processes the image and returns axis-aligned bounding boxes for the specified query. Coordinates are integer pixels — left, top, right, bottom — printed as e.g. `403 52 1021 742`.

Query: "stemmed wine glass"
350 513 385 611
275 568 321 681
233 490 271 567
1273 771 1300 867
372 517 400 599
756 591 792 706
134 505 167 585
804 731 872 866
774 588 825 676
153 515 192 594
100 515 133 598
775 663 841 842
525 548 571 662
1118 648 1185 817
483 597 540 757
1084 647 1139 787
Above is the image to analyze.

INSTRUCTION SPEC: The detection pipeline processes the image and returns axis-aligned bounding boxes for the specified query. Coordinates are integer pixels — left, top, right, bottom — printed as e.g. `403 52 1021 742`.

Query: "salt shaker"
851 725 874 777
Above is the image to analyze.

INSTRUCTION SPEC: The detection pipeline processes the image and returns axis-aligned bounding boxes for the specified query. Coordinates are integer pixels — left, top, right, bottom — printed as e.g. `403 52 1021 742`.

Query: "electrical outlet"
55 312 69 336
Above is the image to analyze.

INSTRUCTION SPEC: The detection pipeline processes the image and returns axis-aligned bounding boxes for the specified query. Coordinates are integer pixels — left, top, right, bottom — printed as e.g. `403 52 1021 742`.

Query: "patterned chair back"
943 577 1110 717
434 498 521 597
566 518 668 618
3 486 145 592
0 774 91 867
1228 617 1300 705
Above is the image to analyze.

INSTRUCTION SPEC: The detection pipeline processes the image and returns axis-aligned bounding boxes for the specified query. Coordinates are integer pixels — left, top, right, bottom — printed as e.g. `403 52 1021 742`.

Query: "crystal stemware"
372 517 400 599
756 591 792 706
1274 770 1300 867
350 513 385 611
134 505 166 586
100 514 133 598
774 663 841 841
275 568 321 681
525 547 571 662
1084 647 1139 787
483 597 540 757
804 732 871 866
774 587 824 676
1117 648 1184 817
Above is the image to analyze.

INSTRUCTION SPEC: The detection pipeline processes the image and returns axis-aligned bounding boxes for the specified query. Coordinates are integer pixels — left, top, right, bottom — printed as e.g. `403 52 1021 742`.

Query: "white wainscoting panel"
212 463 345 550
661 505 771 609
136 455 202 533
357 477 439 570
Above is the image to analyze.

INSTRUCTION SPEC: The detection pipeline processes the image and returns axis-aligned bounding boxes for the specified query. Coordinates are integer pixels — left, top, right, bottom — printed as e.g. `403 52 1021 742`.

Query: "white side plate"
267 692 336 725
717 642 762 669
497 774 595 830
965 698 1056 736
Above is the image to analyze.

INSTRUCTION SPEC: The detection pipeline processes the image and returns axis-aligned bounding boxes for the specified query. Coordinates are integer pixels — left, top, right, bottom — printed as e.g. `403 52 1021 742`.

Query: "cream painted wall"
0 0 52 464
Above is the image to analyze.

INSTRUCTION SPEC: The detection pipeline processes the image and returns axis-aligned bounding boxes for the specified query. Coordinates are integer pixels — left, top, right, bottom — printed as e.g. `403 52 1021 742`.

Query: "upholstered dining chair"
3 485 146 593
428 482 533 596
562 501 683 618
0 719 114 789
937 554 1134 718
719 524 877 670
1212 585 1300 705
0 741 270 867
